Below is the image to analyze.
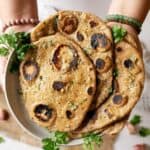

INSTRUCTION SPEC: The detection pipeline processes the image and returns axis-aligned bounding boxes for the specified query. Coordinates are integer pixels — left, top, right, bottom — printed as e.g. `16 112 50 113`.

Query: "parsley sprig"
139 127 150 137
42 131 69 150
130 115 141 125
0 137 5 144
0 32 33 72
112 25 127 43
83 133 103 150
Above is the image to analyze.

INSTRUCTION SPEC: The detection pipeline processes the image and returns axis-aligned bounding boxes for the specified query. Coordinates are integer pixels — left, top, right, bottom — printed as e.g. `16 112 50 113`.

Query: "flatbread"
31 10 113 109
19 33 96 131
71 33 144 134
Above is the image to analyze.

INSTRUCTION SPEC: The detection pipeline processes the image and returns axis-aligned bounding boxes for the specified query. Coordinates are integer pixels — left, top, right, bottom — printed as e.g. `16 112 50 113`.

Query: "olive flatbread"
31 10 113 109
19 33 96 131
71 33 144 134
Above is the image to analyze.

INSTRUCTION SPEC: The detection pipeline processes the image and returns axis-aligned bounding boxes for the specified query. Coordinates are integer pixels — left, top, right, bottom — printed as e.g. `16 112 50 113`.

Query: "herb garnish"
42 131 69 150
130 115 141 125
0 137 5 143
113 68 119 78
139 127 150 137
112 25 127 43
0 32 33 73
83 133 103 150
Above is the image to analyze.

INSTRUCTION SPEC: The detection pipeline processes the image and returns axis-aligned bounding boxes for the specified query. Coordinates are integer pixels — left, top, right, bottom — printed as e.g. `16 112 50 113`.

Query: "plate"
4 51 83 146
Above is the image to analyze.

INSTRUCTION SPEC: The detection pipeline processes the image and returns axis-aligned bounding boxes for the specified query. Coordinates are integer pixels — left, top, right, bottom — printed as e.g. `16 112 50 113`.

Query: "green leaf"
112 25 127 43
0 47 9 56
113 68 119 78
83 133 103 150
0 32 33 73
0 137 5 143
139 127 150 137
42 131 69 150
130 115 141 125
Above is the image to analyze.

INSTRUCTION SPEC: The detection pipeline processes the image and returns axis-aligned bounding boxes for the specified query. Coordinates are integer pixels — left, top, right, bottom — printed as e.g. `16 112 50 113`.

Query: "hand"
0 24 35 91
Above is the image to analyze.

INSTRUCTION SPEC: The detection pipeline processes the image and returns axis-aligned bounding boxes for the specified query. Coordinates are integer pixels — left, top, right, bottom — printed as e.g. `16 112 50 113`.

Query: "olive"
95 58 105 70
124 59 133 68
34 104 53 122
91 33 109 49
52 81 66 91
87 87 94 95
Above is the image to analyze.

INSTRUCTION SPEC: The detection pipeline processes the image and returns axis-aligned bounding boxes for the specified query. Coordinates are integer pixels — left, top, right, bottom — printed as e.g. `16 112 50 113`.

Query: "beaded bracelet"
106 14 142 34
2 18 40 32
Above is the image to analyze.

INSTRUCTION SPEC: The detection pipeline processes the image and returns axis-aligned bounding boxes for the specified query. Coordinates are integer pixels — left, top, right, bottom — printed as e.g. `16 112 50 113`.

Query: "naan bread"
71 33 144 134
31 10 113 109
19 33 96 131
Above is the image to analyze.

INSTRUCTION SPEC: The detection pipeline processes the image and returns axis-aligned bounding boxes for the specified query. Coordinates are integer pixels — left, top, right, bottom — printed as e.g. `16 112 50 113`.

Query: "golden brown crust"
20 33 96 131
57 10 113 109
71 33 144 134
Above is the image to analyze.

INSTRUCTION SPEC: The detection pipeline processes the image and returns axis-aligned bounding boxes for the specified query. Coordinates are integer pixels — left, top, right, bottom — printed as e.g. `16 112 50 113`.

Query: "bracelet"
2 18 40 32
106 14 142 34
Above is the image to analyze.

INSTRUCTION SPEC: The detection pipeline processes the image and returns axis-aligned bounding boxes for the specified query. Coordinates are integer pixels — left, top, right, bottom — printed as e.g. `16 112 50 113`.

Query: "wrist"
4 24 35 33
108 0 150 23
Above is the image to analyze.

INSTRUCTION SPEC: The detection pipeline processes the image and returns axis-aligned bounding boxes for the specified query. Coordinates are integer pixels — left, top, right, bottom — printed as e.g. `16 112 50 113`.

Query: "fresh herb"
139 127 150 137
113 68 119 78
112 25 127 43
0 32 33 73
42 131 69 150
0 137 5 143
108 87 113 95
130 115 141 125
68 102 78 111
83 133 103 150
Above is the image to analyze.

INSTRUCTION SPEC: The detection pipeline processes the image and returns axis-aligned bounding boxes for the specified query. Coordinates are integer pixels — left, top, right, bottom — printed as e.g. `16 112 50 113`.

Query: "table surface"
0 0 150 150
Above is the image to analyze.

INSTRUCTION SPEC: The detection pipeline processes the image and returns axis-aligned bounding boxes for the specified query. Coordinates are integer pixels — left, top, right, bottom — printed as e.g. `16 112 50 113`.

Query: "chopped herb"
139 127 150 137
42 131 69 150
0 137 5 143
112 25 127 43
113 68 119 78
68 102 78 111
83 133 103 150
130 115 141 125
0 32 33 73
108 87 113 95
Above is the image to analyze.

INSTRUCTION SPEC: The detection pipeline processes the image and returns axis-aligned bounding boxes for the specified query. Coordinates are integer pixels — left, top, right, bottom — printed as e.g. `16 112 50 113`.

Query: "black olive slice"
95 58 105 70
112 94 128 106
124 59 133 68
34 104 53 122
76 31 84 41
89 21 98 28
66 110 74 119
113 95 122 105
52 81 66 91
87 87 94 95
91 33 110 49
61 15 78 34
52 45 79 71
22 60 39 81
